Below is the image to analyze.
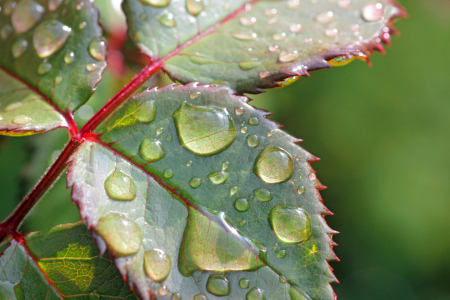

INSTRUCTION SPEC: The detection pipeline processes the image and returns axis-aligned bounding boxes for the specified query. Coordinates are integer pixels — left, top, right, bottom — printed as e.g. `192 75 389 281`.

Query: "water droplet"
158 12 176 27
362 2 384 22
239 220 247 226
278 50 300 63
186 0 203 16
246 287 266 300
33 20 72 58
159 168 173 180
240 16 256 26
86 63 97 71
193 294 207 300
269 45 278 52
104 170 137 201
79 21 86 29
308 172 316 181
253 145 294 184
248 117 259 126
37 60 52 75
1 25 13 40
64 50 74 64
235 107 244 116
140 0 170 7
275 249 286 258
267 130 274 137
48 0 62 11
186 160 193 167
139 138 165 162
144 249 171 282
89 37 107 61
11 38 28 58
337 0 351 9
247 134 259 147
157 286 168 296
230 186 238 196
156 127 164 136
263 8 277 17
316 11 334 23
136 100 156 123
95 213 143 257
269 204 312 243
253 188 273 202
173 102 237 156
232 32 256 41
272 32 286 41
206 275 230 296
297 186 305 194
239 278 250 289
189 91 201 99
55 74 62 85
12 115 32 125
259 72 270 79
277 76 299 87
208 171 229 184
139 13 147 20
240 127 248 134
190 177 202 188
11 0 44 33
235 198 250 212
4 102 22 112
172 293 181 300
325 28 339 37
289 24 302 34
166 135 173 142
287 0 300 9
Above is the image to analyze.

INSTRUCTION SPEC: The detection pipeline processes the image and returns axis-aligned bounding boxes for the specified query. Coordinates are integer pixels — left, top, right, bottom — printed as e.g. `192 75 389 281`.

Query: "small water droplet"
238 59 260 71
287 0 300 9
78 21 86 29
88 37 107 61
235 198 250 212
239 220 247 226
208 171 229 184
136 100 156 123
33 20 72 58
139 138 165 162
230 186 238 196
272 32 286 41
193 294 207 300
186 160 193 167
12 115 32 125
247 134 259 147
4 102 22 112
278 50 300 63
263 8 277 17
172 293 181 300
163 168 174 178
76 1 84 10
1 25 13 40
64 50 75 64
166 135 173 141
190 177 202 188
235 107 244 116
308 172 316 180
246 287 266 300
158 12 176 27
11 0 44 33
277 76 299 87
48 0 62 11
37 60 52 75
289 24 302 33
248 117 259 126
155 128 164 137
239 278 250 289
268 17 277 25
232 32 256 41
104 170 137 201
267 130 274 137
316 11 334 23
362 2 384 22
240 16 256 26
55 74 62 85
269 45 278 52
186 0 203 16
140 0 170 7
253 188 273 202
253 145 294 184
11 38 28 58
269 204 312 243
259 71 270 78
189 91 201 99
221 161 230 171
275 248 286 258
337 0 351 9
325 28 339 37
144 249 171 282
240 126 248 134
158 286 169 296
297 186 305 194
206 275 230 296
86 63 97 71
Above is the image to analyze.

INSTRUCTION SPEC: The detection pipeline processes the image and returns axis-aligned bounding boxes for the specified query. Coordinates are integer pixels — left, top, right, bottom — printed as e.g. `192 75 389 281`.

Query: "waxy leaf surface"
124 0 404 93
67 84 336 300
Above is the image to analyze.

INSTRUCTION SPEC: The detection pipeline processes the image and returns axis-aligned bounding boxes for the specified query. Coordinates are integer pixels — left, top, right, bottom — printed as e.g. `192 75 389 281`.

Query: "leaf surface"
124 0 405 93
67 84 336 300
0 222 137 299
0 0 106 135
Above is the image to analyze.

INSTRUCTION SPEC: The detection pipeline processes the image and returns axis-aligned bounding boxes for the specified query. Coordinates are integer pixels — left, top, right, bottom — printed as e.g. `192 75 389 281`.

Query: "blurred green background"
1 1 449 299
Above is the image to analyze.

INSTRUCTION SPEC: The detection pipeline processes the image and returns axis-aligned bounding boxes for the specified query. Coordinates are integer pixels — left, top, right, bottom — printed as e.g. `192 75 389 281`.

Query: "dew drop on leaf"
230 186 238 196
88 37 107 61
156 127 164 135
11 38 28 58
166 135 173 141
235 107 244 116
328 55 356 67
32 20 71 58
316 11 334 23
297 186 305 194
186 0 203 16
135 100 156 123
246 287 266 300
139 138 165 162
159 286 169 296
104 170 137 201
239 278 250 289
362 2 384 22
4 102 22 112
64 50 75 64
278 50 300 63
75 1 84 10
206 275 231 296
272 32 286 41
193 294 207 300
86 63 97 71
308 172 316 181
277 76 299 87
190 177 202 188
287 0 300 9
253 145 294 184
239 220 247 226
173 102 237 156
79 21 86 29
268 204 312 243
144 249 171 282
186 160 193 167
275 248 286 258
337 0 351 9
163 168 174 178
240 16 256 26
11 0 44 33
94 213 143 257
247 134 260 148
232 32 256 41
208 171 229 184
189 91 201 99
158 12 176 27
238 59 260 71
248 117 259 126
269 45 278 52
235 198 250 212
172 293 181 300
289 23 302 33
1 25 13 40
140 0 170 7
12 115 32 125
240 126 248 134
48 0 62 11
37 60 52 75
325 28 339 37
222 161 230 171
253 188 273 202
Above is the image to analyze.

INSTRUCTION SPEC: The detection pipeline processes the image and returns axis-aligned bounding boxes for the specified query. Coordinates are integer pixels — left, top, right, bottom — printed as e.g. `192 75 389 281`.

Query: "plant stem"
0 138 81 242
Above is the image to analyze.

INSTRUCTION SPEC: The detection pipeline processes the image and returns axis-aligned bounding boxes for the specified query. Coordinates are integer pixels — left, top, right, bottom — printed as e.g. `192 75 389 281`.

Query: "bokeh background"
1 1 449 299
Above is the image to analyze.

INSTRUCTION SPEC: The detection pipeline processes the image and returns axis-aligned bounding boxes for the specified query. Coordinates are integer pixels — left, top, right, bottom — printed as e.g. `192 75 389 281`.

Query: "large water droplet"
235 198 250 212
139 138 165 162
206 275 230 296
33 20 72 58
11 0 44 33
163 168 174 178
253 145 294 184
238 59 260 71
37 60 52 75
247 135 259 147
11 38 28 58
269 204 312 243
135 100 156 123
190 177 202 188
1 25 13 40
140 0 170 7
95 213 143 257
253 188 272 202
278 50 300 63
173 102 237 156
104 170 137 201
12 115 32 125
159 12 176 27
362 2 384 22
64 50 74 64
89 37 107 61
144 249 171 282
239 278 250 289
193 294 207 300
48 0 62 11
186 0 203 16
246 287 266 300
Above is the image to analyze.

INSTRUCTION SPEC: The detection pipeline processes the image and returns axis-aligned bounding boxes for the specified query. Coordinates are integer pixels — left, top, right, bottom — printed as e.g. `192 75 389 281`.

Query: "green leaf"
67 84 336 300
0 222 138 299
0 0 106 135
124 0 405 93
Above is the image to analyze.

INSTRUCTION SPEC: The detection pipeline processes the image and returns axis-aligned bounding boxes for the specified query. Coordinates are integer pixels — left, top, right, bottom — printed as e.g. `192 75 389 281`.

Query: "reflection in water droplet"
1 25 13 40
173 102 237 156
297 186 305 194
104 170 137 201
275 248 286 258
163 168 174 178
186 160 193 167
240 127 248 134
12 115 32 125
238 59 260 71
247 135 259 148
190 177 202 188
144 249 171 282
37 60 52 75
362 2 384 22
239 278 250 289
208 171 229 184
248 117 259 126
263 8 277 17
136 100 156 123
86 63 97 71
193 294 207 300
172 293 181 300
206 275 230 296
140 0 170 7
139 138 165 162
33 20 72 58
186 0 203 16
12 38 28 58
269 204 312 243
48 0 62 11
235 107 244 116
230 186 238 196
289 23 302 33
89 37 107 61
11 0 44 33
316 11 334 23
159 12 176 27
253 188 273 202
232 32 256 41
235 198 250 212
64 50 75 64
308 172 316 180
246 287 266 300
95 213 143 257
253 145 294 184
278 50 300 63
4 102 23 112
